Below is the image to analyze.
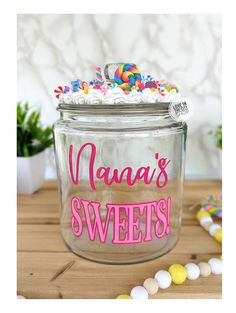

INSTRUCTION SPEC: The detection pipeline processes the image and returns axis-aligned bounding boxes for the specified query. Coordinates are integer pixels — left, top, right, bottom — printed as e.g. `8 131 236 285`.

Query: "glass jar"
53 103 187 264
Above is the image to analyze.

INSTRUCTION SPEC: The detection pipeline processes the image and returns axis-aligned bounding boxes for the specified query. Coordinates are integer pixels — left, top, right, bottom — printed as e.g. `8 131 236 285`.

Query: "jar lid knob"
104 63 136 82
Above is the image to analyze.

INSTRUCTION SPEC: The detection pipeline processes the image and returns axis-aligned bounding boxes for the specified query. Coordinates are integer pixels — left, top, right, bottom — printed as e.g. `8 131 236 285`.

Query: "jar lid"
54 63 182 106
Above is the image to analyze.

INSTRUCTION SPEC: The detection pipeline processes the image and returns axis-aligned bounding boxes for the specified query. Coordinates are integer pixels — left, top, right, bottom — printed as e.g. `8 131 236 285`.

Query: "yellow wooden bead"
215 228 222 243
116 294 132 299
169 264 187 284
196 210 210 222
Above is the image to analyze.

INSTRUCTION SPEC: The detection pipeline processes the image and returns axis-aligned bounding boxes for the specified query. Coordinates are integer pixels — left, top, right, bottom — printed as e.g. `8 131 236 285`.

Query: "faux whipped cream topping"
59 88 182 105
55 63 183 105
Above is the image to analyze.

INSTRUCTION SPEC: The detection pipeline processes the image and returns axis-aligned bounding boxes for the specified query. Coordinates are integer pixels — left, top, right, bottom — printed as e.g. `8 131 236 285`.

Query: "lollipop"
114 64 141 92
54 86 70 99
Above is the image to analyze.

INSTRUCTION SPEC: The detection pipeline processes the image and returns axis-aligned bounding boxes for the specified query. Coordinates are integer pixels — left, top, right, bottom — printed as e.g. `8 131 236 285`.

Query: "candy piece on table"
17 295 26 299
196 210 210 221
130 286 148 299
116 294 132 299
200 195 222 218
198 262 211 277
143 278 159 295
209 224 221 236
185 263 200 280
208 258 222 275
154 270 172 289
200 216 213 226
168 264 187 284
215 228 222 243
203 221 214 231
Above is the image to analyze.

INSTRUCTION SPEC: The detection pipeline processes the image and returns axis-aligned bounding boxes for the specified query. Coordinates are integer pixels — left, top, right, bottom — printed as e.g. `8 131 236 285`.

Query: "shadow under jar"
53 103 187 265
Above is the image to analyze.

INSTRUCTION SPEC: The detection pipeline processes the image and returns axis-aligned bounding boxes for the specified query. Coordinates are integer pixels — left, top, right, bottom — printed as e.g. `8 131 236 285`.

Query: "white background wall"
17 14 222 179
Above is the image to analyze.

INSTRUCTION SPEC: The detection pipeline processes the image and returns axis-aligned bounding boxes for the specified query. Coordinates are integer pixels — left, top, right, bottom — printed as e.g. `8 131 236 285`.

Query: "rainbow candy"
54 86 70 99
200 194 222 218
96 67 103 85
114 64 141 92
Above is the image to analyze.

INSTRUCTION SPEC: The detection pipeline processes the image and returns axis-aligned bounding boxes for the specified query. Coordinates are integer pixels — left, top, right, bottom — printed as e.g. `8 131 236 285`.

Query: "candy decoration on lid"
100 85 108 96
54 63 181 101
95 67 103 85
114 63 141 93
54 86 70 99
104 63 124 81
145 81 156 89
71 80 81 92
156 81 166 96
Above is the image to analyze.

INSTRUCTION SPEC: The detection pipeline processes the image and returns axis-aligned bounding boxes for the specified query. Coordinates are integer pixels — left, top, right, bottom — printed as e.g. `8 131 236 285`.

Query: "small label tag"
169 99 192 122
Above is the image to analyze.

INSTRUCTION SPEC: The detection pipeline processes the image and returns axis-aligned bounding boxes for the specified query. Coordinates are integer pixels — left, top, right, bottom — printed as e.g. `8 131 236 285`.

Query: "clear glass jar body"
53 103 187 264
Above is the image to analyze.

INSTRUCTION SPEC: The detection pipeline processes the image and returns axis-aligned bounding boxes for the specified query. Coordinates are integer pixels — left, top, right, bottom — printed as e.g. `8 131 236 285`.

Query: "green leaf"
23 145 30 157
17 102 54 157
208 124 222 150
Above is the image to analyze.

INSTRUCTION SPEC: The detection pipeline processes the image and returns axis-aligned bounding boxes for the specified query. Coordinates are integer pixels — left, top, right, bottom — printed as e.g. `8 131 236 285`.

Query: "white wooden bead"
154 270 172 289
200 216 213 226
209 224 221 236
203 221 213 231
130 286 148 299
143 278 159 295
185 263 200 280
208 258 222 275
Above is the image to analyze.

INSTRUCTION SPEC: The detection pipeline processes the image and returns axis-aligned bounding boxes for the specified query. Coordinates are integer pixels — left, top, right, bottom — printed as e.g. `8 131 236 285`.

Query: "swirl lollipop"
114 64 141 92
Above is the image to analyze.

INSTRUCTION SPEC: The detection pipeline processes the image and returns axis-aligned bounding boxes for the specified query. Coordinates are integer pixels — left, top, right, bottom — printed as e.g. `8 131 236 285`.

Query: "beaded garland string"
116 197 222 299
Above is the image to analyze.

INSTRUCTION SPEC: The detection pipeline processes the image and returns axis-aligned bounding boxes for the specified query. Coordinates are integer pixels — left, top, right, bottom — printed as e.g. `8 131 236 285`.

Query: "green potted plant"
208 125 222 150
17 102 54 194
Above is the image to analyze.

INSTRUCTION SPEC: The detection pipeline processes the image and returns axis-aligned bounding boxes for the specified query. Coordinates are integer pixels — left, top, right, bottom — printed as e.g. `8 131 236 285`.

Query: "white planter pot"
17 150 46 194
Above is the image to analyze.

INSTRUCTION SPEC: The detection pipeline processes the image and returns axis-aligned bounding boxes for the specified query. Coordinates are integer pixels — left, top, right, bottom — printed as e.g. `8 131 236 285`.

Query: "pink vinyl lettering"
71 197 171 244
68 143 170 190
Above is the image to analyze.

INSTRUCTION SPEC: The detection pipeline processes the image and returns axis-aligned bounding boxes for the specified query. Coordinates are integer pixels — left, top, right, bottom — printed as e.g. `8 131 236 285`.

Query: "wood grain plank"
17 180 222 225
17 252 221 299
17 224 221 255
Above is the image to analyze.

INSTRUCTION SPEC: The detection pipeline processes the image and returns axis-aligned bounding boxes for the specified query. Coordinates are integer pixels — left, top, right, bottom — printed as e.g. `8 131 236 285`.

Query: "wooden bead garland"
116 205 222 299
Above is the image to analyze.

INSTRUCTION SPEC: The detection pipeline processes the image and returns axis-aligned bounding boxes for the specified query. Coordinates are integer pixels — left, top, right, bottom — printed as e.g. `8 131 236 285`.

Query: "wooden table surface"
17 180 222 299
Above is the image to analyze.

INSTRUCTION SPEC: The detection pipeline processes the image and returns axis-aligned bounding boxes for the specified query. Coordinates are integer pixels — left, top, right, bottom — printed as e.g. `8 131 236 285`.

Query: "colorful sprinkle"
84 85 89 94
96 67 103 85
71 80 81 92
145 81 156 89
